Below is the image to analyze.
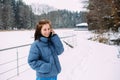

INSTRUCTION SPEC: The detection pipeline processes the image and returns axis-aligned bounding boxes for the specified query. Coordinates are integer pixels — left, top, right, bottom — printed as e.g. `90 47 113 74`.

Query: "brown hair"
34 19 52 40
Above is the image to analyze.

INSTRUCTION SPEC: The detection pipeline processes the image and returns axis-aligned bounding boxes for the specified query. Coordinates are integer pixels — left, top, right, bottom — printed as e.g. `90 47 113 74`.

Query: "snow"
0 29 120 80
76 23 88 27
59 30 120 80
0 30 33 49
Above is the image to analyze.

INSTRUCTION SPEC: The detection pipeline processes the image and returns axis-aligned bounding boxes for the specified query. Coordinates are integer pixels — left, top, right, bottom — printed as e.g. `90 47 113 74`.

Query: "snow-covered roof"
76 23 88 26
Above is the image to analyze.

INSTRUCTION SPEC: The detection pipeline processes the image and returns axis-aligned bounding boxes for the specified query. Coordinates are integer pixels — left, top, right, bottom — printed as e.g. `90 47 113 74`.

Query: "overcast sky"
22 0 87 12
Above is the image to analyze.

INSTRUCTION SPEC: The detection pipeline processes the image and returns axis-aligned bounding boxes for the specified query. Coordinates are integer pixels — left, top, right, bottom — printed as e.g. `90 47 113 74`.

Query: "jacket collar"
39 36 49 43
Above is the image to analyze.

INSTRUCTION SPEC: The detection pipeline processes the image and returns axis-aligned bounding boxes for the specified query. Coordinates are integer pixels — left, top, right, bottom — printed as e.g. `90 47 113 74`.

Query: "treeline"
0 0 35 30
0 0 87 30
87 0 120 32
1 0 120 31
37 10 87 28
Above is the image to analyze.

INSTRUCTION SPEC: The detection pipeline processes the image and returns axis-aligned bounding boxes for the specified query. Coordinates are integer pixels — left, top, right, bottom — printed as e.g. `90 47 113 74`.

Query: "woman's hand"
51 29 55 34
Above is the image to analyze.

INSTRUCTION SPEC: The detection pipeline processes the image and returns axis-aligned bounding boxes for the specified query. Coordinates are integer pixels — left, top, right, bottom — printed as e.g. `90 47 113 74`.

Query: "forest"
87 0 120 32
0 0 120 32
0 0 87 30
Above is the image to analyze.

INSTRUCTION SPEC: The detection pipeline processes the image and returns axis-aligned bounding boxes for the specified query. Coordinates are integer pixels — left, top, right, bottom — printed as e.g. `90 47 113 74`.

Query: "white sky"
22 0 87 12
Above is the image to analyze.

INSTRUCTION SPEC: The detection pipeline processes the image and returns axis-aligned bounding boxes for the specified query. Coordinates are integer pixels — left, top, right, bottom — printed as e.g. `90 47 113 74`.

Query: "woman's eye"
44 29 47 31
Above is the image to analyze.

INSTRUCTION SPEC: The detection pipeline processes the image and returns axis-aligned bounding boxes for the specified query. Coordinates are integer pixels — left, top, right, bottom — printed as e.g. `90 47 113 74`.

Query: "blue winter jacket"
28 34 64 78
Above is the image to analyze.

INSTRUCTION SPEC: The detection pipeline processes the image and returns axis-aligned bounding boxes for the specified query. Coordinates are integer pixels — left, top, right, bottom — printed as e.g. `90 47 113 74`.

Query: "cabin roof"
76 23 88 26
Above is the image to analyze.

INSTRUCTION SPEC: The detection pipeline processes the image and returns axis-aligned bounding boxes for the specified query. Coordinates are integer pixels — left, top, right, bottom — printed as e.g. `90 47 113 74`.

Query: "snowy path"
1 30 120 80
59 31 120 80
59 41 120 80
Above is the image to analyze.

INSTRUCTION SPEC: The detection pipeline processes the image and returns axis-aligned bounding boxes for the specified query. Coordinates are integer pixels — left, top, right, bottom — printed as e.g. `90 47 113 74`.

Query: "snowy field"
0 29 120 80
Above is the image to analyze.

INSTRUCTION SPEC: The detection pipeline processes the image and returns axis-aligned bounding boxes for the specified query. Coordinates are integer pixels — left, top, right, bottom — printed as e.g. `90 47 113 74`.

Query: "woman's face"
41 24 51 37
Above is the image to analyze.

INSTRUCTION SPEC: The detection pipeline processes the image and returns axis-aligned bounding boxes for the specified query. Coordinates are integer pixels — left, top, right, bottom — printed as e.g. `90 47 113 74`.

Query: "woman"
28 19 64 80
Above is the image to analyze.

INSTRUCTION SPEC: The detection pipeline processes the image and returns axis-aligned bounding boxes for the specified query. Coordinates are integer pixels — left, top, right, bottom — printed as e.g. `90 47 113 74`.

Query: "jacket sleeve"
51 34 64 55
28 42 51 73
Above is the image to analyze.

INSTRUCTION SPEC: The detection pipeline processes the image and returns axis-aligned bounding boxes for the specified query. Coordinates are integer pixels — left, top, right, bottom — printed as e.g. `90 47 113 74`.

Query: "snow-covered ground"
0 29 120 80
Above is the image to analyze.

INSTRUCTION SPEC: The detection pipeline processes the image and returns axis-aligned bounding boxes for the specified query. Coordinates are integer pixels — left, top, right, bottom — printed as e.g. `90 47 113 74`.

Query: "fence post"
16 48 19 76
